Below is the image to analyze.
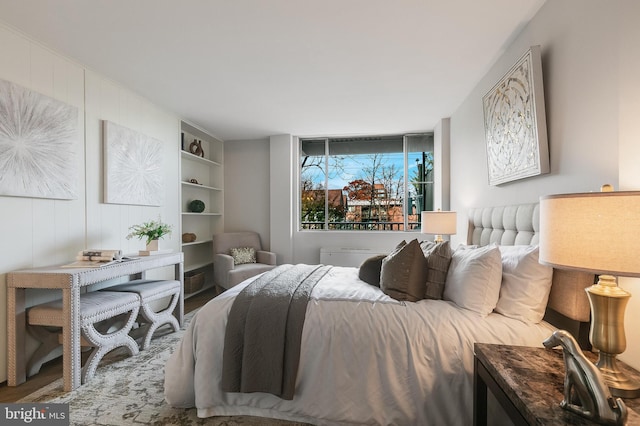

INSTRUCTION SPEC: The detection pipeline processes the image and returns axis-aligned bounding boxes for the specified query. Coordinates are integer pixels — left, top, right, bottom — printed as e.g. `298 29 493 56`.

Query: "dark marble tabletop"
475 344 640 425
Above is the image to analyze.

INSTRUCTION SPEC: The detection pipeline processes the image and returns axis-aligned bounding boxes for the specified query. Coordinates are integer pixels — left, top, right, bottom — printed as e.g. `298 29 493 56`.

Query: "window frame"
298 133 433 232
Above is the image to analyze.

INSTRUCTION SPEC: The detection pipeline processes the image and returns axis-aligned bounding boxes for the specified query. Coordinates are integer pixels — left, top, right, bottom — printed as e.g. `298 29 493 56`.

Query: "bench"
106 279 181 350
27 291 140 384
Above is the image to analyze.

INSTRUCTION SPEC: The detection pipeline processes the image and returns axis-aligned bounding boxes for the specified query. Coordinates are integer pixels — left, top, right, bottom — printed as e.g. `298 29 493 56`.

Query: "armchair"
213 231 277 290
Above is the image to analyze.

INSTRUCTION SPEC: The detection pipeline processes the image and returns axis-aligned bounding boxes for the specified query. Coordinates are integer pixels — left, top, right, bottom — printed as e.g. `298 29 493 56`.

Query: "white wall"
84 70 180 257
269 135 295 264
224 139 271 247
450 0 640 370
450 0 619 241
617 0 640 371
433 118 451 211
0 23 181 382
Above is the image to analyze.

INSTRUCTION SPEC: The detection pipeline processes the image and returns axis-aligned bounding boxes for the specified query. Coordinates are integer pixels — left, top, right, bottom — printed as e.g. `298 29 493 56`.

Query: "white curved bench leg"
80 305 140 384
139 291 180 350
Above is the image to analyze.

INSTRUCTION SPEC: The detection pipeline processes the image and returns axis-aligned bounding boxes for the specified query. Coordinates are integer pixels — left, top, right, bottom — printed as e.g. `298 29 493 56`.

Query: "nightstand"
473 343 640 425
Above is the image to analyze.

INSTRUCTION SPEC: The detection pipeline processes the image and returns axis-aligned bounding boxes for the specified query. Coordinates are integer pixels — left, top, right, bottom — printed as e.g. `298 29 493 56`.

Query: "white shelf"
181 150 221 167
181 181 223 191
185 260 213 273
181 212 222 216
180 121 223 303
182 239 213 247
185 282 215 298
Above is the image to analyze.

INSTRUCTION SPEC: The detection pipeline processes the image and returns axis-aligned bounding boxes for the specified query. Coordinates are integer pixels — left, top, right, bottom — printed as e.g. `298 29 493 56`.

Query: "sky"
308 152 428 194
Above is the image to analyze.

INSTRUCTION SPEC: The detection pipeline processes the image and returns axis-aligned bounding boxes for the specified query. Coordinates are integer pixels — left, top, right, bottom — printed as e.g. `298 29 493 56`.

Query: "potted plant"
126 218 173 251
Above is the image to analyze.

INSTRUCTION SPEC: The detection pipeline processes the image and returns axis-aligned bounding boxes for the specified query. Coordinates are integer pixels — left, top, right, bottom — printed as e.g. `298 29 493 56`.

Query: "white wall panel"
270 135 294 263
0 24 86 382
84 70 180 258
0 22 182 382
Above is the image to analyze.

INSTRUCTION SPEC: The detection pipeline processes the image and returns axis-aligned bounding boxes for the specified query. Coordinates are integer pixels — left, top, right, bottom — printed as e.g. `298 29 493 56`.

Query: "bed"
164 203 594 425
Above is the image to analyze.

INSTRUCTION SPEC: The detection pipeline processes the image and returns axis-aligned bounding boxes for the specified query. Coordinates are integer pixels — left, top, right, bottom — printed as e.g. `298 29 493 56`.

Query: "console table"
7 252 184 392
474 343 640 425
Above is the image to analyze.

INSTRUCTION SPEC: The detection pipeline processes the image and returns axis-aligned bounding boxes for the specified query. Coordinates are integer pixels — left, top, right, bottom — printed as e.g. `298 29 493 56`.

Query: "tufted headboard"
467 203 540 246
467 203 594 349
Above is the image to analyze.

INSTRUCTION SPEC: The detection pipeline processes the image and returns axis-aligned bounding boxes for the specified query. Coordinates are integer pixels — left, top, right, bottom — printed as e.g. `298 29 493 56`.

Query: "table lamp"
539 188 640 398
421 210 457 243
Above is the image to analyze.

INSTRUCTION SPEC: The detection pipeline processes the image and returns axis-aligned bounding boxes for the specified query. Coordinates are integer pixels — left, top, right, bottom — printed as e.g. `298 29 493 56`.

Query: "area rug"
19 310 311 426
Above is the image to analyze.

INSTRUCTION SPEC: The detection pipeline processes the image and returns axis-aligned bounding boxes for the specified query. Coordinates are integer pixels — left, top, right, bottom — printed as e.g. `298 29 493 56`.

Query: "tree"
351 154 404 223
300 185 325 227
411 152 434 213
343 179 373 201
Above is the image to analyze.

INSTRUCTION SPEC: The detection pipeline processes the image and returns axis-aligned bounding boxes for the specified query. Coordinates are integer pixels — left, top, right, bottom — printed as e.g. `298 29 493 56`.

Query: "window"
300 134 433 231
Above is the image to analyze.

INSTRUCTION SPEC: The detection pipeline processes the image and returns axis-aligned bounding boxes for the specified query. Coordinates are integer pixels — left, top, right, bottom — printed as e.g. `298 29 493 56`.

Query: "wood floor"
0 286 219 403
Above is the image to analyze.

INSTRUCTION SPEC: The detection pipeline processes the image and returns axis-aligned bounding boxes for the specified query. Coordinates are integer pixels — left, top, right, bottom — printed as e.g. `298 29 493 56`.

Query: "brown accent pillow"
358 254 387 287
380 239 428 302
420 240 453 300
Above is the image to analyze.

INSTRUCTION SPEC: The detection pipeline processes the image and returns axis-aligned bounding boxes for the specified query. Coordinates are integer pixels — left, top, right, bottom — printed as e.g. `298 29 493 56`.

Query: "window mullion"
403 135 408 232
324 139 329 230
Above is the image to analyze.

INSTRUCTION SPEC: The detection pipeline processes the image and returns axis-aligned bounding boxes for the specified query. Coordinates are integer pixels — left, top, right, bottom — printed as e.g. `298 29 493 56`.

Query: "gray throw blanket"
221 264 332 400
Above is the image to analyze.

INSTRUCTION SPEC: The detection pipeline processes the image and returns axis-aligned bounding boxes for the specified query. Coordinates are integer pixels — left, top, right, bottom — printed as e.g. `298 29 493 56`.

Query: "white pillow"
443 245 502 316
496 245 553 324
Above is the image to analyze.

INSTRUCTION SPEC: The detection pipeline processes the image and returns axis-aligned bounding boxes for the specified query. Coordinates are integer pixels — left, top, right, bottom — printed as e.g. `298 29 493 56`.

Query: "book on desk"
61 257 138 268
61 249 139 268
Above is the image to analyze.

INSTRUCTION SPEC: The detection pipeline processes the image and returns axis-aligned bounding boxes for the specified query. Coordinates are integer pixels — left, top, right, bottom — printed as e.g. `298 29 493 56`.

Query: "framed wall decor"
482 45 549 186
0 79 79 199
103 120 164 206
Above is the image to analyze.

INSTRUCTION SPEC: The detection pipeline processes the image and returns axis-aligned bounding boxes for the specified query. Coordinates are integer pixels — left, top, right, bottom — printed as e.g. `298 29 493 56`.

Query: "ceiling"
0 0 546 141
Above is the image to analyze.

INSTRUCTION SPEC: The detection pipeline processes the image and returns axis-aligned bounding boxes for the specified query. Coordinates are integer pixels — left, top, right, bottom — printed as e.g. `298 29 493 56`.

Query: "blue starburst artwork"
0 79 79 199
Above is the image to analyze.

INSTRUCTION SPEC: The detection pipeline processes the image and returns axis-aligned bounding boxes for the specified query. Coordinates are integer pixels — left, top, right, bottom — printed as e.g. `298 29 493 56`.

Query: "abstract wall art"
0 79 79 199
103 120 164 206
482 45 549 186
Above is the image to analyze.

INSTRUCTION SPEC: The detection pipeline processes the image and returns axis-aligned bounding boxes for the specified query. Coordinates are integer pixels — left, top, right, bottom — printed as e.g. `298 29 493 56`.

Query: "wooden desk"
7 252 184 392
474 343 640 425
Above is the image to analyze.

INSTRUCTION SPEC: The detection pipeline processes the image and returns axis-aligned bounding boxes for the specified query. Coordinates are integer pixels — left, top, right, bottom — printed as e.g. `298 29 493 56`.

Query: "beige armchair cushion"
213 231 277 290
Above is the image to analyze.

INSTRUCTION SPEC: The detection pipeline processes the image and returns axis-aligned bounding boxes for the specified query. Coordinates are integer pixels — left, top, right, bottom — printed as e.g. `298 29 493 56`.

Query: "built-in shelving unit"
180 121 224 298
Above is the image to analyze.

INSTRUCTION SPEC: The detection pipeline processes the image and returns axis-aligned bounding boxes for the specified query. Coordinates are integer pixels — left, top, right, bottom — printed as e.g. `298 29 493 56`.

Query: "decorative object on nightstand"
421 210 456 242
540 187 640 398
188 199 205 213
543 330 628 425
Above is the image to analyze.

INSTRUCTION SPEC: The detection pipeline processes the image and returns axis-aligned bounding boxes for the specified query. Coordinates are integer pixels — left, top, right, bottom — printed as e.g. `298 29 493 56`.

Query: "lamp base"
596 352 640 398
586 276 640 398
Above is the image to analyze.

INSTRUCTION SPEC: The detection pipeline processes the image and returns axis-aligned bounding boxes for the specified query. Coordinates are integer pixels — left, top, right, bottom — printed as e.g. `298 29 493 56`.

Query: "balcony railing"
301 221 421 231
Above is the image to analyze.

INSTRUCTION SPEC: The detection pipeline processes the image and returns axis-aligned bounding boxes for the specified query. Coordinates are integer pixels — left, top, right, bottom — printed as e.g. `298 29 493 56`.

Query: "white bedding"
164 265 555 425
